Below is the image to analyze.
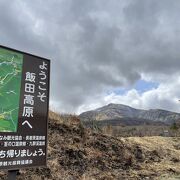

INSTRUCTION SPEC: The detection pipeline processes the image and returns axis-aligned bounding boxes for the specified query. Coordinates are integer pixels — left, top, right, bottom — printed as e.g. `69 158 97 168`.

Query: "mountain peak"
80 103 180 125
107 103 115 106
102 103 133 110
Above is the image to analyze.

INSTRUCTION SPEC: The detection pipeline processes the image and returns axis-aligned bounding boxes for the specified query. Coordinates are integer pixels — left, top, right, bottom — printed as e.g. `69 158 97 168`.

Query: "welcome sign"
0 45 50 170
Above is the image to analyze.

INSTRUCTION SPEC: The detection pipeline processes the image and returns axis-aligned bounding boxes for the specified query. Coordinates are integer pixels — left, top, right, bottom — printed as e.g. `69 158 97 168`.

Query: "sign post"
8 170 18 180
0 45 50 177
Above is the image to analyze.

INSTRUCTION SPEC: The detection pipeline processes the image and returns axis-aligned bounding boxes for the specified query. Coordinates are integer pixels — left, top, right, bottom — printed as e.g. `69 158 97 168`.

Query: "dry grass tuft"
49 110 80 126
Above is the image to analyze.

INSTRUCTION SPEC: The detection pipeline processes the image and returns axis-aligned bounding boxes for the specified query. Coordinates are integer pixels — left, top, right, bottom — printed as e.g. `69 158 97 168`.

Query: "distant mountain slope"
79 103 180 125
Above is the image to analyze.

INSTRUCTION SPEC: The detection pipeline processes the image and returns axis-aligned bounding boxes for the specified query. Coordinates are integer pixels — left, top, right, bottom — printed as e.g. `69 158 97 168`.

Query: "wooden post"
8 170 18 180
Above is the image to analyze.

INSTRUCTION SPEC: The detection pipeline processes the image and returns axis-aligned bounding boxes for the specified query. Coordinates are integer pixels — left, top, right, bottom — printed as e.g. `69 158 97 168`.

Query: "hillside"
79 103 180 126
0 112 179 180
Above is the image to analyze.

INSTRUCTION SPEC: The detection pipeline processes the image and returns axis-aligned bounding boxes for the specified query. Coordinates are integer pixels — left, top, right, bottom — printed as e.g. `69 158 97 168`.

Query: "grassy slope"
123 137 180 180
0 111 179 180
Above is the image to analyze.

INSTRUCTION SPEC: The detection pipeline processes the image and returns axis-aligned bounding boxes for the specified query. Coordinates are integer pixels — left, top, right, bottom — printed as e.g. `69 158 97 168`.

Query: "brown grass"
0 111 179 180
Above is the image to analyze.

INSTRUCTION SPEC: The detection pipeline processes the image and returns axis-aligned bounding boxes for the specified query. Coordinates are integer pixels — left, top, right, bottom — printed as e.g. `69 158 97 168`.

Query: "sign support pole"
8 170 18 180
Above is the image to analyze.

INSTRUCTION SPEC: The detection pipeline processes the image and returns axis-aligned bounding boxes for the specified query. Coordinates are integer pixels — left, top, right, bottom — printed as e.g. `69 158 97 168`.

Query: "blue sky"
133 80 159 93
108 80 159 95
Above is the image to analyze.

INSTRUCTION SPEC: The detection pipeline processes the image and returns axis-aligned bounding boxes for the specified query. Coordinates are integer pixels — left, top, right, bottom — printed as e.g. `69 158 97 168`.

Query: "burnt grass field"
0 112 180 180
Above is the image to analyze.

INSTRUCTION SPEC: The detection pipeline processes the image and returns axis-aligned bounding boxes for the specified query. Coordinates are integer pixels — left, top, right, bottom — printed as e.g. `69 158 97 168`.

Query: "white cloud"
77 77 180 114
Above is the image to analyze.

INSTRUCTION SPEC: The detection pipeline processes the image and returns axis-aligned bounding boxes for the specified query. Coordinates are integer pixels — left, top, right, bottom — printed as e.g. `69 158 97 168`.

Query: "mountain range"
79 103 180 126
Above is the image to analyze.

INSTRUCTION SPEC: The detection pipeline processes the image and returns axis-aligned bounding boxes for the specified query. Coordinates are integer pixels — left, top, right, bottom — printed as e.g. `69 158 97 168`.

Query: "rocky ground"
0 113 180 180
